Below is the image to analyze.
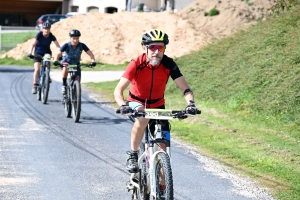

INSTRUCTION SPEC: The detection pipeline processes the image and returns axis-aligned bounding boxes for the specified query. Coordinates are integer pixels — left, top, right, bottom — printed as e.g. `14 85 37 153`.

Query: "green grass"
1 31 38 48
84 5 300 200
0 56 34 66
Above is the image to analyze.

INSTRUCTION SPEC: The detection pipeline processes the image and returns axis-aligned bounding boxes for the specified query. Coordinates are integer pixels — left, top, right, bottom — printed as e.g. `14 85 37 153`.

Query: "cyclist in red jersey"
114 29 198 173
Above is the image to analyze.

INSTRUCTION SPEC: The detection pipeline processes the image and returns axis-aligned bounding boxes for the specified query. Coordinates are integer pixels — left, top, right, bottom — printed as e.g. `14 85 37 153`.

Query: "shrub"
209 8 220 16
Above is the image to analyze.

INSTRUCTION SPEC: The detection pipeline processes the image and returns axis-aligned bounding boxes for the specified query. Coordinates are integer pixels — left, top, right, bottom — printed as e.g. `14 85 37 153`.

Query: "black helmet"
69 29 81 37
42 21 51 28
141 29 169 45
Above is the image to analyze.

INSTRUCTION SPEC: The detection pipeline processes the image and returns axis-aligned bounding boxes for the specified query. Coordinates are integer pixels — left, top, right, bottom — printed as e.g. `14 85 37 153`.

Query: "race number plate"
43 55 51 61
68 67 77 72
144 109 173 120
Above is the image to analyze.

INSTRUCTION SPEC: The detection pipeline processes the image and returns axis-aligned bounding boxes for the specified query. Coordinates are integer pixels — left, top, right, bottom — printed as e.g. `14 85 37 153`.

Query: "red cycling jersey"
122 53 182 108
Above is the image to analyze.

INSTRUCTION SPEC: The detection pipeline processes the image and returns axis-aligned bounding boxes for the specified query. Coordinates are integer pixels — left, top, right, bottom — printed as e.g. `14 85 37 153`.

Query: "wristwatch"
189 100 195 104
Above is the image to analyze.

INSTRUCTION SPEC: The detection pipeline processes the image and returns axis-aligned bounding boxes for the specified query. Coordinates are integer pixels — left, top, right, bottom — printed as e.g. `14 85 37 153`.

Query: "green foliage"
269 0 300 14
1 31 37 49
175 5 300 127
0 55 33 66
209 8 220 16
244 0 254 6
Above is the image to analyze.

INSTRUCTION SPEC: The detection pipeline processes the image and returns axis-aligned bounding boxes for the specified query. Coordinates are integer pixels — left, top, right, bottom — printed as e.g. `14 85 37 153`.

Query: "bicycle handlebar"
28 54 53 61
116 109 201 120
58 63 95 68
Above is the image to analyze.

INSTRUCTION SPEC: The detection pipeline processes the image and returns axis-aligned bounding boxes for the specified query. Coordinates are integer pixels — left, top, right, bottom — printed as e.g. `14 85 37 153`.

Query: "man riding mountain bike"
53 29 96 95
28 21 60 94
114 29 198 174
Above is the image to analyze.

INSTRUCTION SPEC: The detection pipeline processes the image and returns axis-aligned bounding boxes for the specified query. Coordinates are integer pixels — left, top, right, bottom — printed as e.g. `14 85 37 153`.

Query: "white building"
68 0 192 13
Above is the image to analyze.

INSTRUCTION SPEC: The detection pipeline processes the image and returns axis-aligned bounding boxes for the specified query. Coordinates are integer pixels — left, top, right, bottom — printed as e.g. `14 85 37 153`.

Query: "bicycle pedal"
126 182 135 190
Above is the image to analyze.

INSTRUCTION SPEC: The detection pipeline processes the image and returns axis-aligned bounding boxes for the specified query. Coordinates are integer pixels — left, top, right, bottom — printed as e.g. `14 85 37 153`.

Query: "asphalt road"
0 65 274 200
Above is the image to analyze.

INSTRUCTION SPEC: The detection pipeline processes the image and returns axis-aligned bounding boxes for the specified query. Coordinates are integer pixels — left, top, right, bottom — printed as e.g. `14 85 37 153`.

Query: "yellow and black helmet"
141 29 169 45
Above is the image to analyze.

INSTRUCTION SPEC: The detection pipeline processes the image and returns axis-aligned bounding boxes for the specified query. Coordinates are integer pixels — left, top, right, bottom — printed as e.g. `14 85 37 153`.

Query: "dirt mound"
3 0 275 64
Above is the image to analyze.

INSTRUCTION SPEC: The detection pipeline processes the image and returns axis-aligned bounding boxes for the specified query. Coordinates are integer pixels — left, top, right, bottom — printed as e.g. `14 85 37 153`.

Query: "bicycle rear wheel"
41 69 50 104
71 80 81 122
155 152 173 200
64 81 71 117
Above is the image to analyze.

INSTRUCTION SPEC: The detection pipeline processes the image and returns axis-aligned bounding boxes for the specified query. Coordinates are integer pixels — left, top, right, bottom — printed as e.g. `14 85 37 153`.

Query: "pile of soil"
3 0 275 64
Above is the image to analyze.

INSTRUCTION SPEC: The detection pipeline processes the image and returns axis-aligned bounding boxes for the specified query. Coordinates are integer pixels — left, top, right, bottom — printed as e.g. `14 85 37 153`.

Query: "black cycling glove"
90 62 96 67
28 54 34 59
53 61 60 66
120 105 133 114
185 100 198 115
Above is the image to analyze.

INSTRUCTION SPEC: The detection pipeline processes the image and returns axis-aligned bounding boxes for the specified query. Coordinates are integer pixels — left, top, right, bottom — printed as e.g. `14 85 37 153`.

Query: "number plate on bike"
144 109 173 119
43 56 51 61
68 67 77 72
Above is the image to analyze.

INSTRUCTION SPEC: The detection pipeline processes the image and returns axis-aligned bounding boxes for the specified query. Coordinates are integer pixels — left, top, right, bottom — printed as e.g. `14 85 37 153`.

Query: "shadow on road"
80 116 129 125
0 68 33 73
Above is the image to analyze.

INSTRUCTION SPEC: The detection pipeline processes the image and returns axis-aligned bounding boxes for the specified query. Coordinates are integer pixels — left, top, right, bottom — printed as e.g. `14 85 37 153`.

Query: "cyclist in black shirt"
28 22 60 94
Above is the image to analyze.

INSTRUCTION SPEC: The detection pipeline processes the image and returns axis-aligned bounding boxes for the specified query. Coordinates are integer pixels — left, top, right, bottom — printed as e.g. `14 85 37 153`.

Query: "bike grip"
196 110 201 114
129 115 135 122
116 109 120 114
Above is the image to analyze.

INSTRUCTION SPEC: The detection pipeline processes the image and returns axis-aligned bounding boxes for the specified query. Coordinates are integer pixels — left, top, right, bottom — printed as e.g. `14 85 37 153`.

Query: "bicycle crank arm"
128 173 139 189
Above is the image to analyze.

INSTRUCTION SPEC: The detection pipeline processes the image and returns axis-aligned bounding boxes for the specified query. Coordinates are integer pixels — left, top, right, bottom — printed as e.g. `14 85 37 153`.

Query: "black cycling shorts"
33 53 52 63
33 53 43 63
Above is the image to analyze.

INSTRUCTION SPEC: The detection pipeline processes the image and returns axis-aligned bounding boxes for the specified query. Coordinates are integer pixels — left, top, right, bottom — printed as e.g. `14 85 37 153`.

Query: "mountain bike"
118 106 201 200
61 63 94 122
30 54 52 104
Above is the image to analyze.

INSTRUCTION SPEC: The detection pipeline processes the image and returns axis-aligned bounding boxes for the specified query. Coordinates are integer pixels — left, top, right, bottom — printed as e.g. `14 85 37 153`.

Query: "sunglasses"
146 45 165 52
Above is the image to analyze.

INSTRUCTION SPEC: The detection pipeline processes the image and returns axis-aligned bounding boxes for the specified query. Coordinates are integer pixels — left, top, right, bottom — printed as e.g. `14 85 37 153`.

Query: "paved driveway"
50 70 124 83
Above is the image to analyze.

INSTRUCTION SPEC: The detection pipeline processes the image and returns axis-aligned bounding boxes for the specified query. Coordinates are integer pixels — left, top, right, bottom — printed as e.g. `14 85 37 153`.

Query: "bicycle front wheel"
36 77 42 101
137 142 150 200
41 70 50 104
155 152 174 200
71 80 81 122
64 81 71 118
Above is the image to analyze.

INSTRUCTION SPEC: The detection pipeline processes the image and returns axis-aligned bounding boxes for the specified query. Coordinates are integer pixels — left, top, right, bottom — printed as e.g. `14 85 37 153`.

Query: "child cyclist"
28 21 60 94
53 29 96 95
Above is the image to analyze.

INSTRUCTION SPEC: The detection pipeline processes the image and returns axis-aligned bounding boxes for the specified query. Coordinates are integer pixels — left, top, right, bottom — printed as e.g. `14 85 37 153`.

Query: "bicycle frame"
129 109 174 199
62 63 93 122
121 106 200 199
67 65 80 89
36 54 51 102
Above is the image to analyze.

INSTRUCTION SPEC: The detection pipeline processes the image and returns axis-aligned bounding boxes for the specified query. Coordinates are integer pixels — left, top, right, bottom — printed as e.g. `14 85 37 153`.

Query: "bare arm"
173 76 194 104
29 39 37 55
114 77 130 106
86 50 95 62
53 40 60 49
55 51 62 62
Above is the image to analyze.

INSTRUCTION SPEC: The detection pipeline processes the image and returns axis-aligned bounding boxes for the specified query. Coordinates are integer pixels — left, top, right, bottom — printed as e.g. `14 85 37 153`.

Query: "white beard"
150 59 160 66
